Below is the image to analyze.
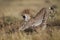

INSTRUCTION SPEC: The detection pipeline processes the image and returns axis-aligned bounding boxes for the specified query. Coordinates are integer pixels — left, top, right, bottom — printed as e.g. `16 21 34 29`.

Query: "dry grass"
0 0 60 40
0 15 60 40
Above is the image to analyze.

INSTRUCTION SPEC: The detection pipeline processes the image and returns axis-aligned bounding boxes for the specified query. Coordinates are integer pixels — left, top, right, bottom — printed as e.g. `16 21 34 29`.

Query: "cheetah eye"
22 15 26 20
22 14 31 21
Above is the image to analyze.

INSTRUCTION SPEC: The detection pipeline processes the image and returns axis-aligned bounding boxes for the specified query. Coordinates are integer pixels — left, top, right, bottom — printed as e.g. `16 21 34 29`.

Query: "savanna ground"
0 0 60 40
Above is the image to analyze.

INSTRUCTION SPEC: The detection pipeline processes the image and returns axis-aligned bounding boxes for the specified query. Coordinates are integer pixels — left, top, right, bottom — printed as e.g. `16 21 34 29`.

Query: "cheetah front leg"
41 19 47 31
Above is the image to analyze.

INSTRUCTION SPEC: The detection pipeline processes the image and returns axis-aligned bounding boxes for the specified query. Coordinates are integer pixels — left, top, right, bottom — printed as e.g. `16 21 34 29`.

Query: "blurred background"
0 0 60 40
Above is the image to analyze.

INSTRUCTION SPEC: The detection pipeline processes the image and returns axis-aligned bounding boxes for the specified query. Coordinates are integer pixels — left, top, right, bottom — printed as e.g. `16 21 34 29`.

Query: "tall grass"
0 16 60 40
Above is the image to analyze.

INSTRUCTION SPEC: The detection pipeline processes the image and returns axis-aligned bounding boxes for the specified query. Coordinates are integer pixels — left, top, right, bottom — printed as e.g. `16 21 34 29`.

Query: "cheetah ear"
22 14 31 22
